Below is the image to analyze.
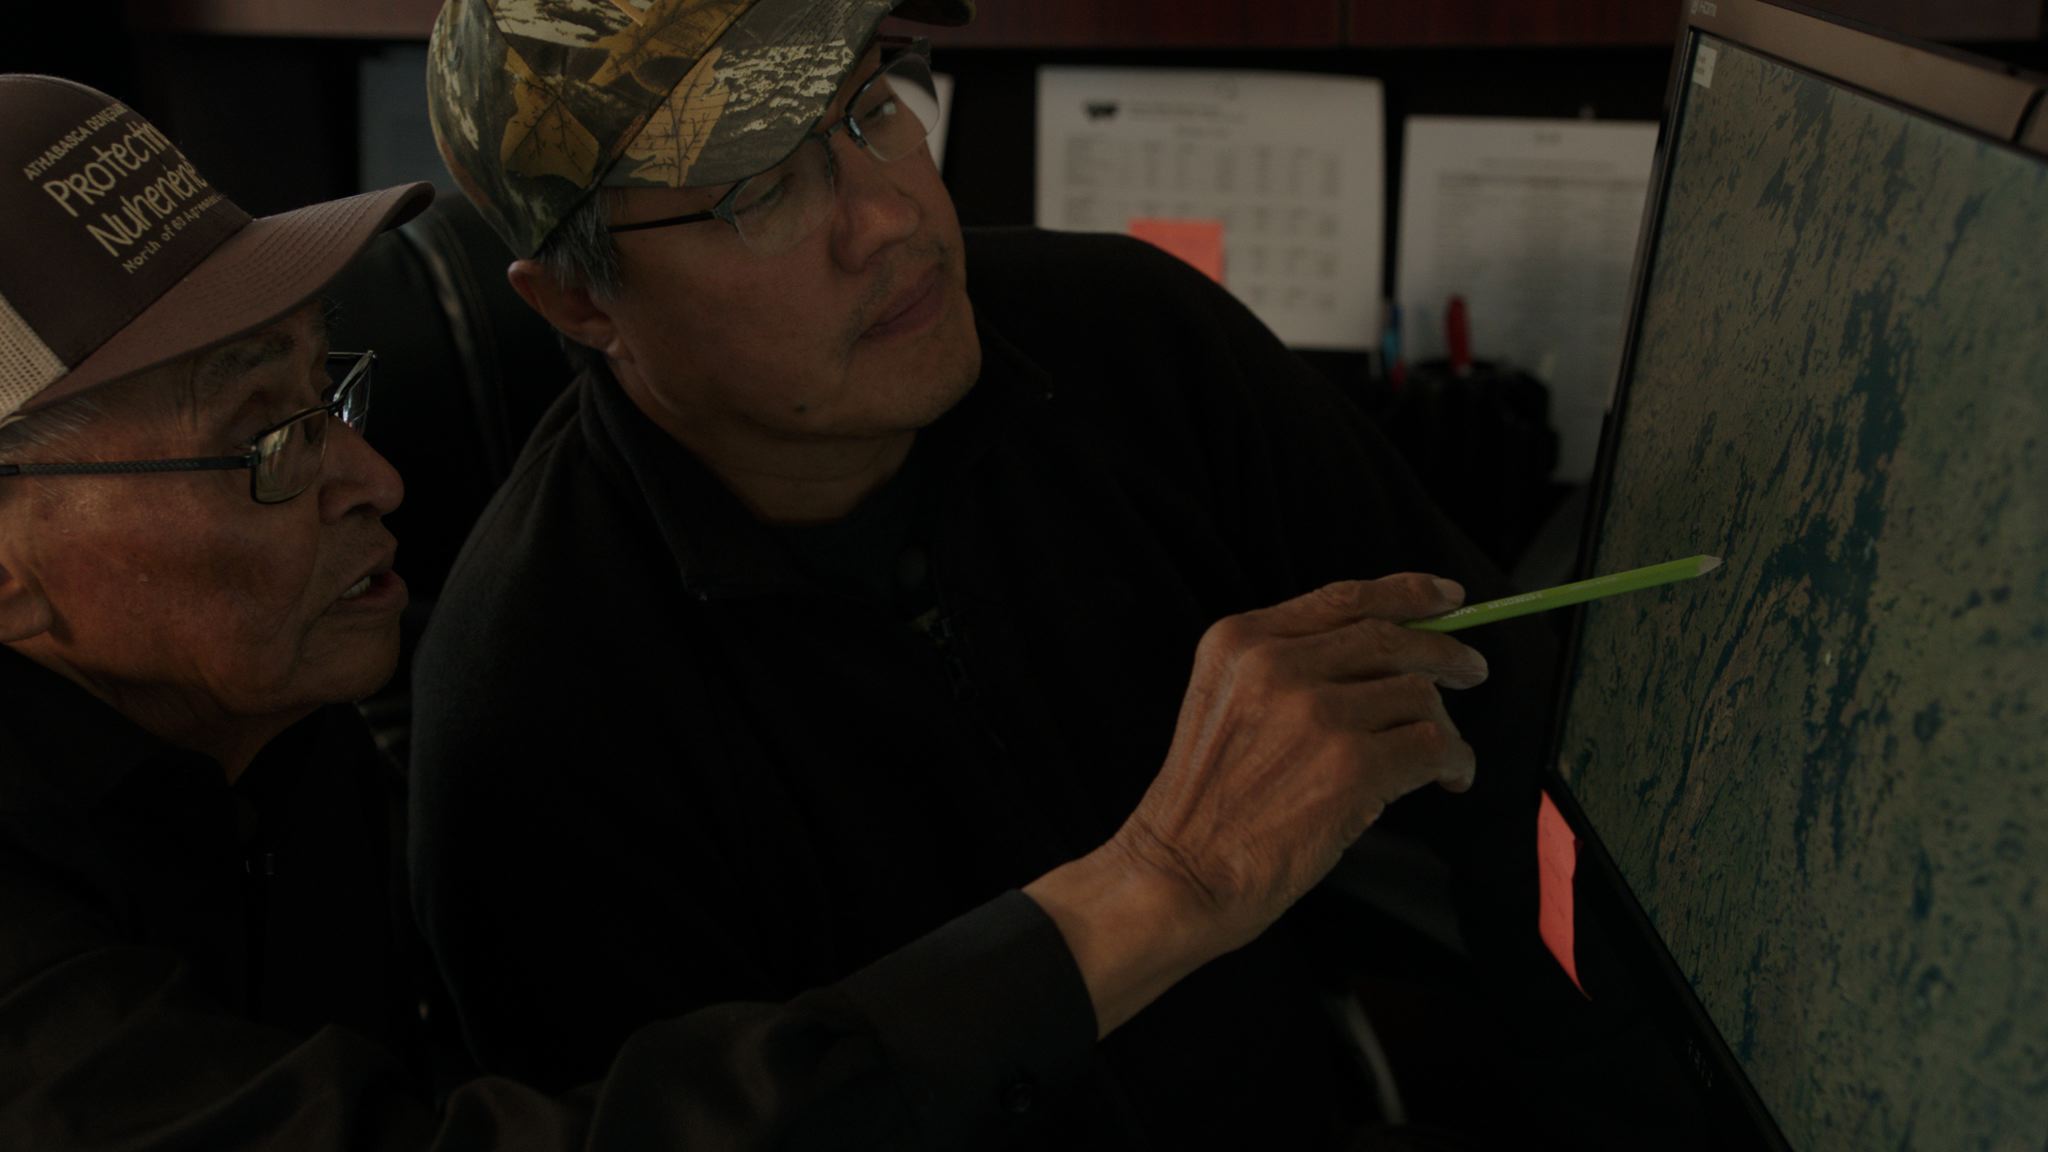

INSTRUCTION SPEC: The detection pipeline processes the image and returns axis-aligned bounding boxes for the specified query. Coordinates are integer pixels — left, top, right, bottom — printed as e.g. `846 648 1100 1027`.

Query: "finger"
1247 572 1466 639
1364 716 1478 799
1299 618 1489 689
1333 672 1455 735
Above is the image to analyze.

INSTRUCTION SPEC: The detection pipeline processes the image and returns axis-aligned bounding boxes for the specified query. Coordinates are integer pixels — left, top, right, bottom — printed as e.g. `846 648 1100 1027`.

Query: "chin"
907 304 983 424
296 624 404 707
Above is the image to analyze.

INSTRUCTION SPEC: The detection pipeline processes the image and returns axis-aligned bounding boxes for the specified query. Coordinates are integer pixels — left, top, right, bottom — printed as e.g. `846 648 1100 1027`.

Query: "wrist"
1021 840 1226 1037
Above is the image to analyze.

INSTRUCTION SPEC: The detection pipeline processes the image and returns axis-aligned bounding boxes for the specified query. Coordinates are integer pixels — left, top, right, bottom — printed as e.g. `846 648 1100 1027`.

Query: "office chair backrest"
323 191 574 762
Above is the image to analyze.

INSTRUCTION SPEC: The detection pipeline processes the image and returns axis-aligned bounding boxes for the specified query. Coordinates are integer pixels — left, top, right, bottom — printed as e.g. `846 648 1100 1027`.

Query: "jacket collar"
0 644 369 817
582 317 1057 599
0 644 163 811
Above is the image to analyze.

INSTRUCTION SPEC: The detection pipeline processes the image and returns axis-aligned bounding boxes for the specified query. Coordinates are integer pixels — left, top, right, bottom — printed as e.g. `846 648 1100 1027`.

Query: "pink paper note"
1127 217 1226 284
1538 790 1587 996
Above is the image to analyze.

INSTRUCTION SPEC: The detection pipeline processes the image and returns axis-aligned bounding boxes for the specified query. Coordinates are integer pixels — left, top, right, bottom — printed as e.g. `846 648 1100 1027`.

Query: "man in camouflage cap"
413 1 1557 1147
429 0 971 259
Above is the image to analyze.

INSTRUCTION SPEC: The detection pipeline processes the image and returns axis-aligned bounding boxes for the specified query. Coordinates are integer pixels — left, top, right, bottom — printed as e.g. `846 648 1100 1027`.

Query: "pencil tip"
1700 555 1723 572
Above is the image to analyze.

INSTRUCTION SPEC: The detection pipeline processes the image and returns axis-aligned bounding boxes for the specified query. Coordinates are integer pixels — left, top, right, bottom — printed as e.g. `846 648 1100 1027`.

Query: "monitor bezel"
1542 1 2048 1148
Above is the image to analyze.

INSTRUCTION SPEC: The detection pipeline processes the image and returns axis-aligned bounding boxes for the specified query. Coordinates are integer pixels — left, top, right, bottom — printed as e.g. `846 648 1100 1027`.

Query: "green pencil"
1407 554 1723 633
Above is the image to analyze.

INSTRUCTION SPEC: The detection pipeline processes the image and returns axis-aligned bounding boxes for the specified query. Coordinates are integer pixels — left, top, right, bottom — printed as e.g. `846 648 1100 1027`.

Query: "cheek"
54 500 324 674
633 280 839 402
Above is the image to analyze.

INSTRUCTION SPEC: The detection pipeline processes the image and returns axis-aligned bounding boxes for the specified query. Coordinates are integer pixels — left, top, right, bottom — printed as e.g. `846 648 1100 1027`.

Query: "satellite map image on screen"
1555 36 2047 1152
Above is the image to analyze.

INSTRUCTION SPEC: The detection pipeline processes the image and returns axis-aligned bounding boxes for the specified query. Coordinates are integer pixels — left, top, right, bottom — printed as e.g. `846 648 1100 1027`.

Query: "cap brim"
893 0 972 24
31 181 433 409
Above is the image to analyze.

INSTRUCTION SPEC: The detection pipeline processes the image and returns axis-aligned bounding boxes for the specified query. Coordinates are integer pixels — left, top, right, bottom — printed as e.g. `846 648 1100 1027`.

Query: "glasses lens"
729 137 834 255
250 411 327 504
325 352 373 431
724 50 938 256
853 56 939 162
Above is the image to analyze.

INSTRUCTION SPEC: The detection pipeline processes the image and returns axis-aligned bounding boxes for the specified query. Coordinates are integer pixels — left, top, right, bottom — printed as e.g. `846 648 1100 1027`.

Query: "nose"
827 132 920 271
317 420 404 523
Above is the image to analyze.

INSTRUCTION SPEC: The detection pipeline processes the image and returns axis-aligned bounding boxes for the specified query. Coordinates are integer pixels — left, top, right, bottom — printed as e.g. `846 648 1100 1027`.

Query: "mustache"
844 237 955 343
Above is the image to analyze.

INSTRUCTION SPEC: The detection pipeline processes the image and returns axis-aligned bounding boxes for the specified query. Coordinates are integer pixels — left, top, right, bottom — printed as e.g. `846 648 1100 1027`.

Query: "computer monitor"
1546 2 2047 1149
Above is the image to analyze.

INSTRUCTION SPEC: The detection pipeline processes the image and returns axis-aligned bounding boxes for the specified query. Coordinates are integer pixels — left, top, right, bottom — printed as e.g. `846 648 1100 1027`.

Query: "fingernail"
1432 577 1463 601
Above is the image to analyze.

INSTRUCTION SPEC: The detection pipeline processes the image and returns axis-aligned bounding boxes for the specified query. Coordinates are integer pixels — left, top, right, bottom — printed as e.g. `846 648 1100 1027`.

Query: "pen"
1384 304 1405 390
1407 554 1723 632
1445 294 1472 378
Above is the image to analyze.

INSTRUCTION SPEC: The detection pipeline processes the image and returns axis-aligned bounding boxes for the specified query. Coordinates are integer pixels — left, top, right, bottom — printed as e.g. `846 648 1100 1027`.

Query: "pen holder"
1375 358 1560 570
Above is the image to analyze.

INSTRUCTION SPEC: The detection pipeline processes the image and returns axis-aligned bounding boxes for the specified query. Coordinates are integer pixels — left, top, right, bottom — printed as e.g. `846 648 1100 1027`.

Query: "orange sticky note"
1127 217 1226 284
1538 790 1587 996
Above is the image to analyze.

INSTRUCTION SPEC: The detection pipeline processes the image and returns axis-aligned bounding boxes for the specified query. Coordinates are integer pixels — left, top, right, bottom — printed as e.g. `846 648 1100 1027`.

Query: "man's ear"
0 552 54 644
506 260 631 365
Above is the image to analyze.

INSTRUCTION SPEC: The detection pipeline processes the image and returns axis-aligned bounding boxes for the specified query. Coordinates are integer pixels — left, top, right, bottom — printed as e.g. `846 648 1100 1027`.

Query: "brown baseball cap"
427 0 972 259
0 75 433 423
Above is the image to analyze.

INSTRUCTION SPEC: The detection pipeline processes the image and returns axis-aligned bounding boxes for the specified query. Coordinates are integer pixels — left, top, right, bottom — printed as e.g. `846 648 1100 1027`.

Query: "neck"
23 646 304 783
613 368 915 525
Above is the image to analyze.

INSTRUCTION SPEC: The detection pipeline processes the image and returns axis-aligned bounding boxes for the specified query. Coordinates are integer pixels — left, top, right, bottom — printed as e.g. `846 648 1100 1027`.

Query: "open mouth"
331 564 405 611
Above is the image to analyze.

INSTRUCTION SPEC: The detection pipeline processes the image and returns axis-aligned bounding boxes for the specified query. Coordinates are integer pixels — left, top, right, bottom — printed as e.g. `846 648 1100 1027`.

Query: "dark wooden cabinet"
1798 0 2045 40
1348 0 1687 46
135 0 2042 45
1347 0 2044 46
887 1 1342 48
139 0 1348 45
136 0 440 38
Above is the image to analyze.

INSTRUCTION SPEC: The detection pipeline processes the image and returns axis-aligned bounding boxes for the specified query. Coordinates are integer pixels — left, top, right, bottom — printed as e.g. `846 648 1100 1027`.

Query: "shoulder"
964 226 1238 334
413 372 663 718
963 227 1315 446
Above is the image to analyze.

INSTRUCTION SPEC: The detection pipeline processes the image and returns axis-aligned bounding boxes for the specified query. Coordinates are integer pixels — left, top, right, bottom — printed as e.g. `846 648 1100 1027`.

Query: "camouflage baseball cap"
428 0 971 259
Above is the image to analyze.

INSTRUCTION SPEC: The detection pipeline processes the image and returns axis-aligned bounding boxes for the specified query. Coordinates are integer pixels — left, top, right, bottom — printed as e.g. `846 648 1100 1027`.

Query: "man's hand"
1025 574 1489 1034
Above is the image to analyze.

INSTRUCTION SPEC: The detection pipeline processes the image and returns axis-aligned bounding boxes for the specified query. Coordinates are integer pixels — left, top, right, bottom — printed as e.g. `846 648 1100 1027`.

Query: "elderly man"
412 0 1558 1146
0 73 1504 1150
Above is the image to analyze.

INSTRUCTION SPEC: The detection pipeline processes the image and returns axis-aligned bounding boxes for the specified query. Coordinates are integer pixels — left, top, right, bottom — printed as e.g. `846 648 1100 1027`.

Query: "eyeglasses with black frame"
606 37 942 255
0 350 376 506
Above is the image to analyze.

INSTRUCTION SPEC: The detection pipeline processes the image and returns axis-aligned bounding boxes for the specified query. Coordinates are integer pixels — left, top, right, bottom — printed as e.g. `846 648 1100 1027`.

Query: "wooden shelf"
1347 0 1687 47
134 0 1346 44
133 0 441 38
1346 0 2043 46
1806 0 2045 41
889 1 1342 48
129 0 2043 45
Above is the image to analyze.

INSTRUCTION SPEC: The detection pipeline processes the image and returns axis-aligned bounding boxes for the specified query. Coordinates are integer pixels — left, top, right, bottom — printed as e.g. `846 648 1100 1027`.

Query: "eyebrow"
187 302 332 417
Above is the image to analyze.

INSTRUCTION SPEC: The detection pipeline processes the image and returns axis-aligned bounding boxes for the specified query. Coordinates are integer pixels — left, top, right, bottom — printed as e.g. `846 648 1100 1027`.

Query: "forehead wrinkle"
185 300 331 420
190 331 298 415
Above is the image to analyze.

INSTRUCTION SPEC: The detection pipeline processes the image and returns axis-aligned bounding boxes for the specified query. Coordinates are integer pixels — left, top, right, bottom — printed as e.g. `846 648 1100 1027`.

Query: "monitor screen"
1552 28 2047 1152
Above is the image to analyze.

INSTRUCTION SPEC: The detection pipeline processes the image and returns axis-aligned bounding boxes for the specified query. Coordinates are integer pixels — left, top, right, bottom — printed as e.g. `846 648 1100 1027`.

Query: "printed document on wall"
1397 117 1656 481
1036 67 1385 350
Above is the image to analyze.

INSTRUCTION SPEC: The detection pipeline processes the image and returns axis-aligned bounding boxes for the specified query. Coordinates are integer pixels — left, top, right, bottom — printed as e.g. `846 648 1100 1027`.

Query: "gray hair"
0 391 105 461
534 192 624 378
537 190 623 299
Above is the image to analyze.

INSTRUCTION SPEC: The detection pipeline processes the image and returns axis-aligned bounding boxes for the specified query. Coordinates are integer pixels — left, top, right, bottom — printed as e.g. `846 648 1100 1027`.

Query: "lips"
336 546 396 604
862 265 943 340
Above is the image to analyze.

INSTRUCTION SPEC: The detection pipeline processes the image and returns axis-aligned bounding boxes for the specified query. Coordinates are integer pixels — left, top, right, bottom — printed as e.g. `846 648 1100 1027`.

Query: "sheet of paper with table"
1396 117 1657 482
1035 66 1385 351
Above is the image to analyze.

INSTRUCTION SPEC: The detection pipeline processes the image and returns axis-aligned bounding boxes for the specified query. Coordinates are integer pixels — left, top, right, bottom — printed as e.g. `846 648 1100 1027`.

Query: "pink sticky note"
1127 217 1226 284
1538 790 1587 996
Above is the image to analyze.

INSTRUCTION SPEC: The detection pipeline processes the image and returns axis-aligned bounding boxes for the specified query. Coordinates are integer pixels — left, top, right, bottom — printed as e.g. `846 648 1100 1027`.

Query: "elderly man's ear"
506 260 632 366
0 552 55 644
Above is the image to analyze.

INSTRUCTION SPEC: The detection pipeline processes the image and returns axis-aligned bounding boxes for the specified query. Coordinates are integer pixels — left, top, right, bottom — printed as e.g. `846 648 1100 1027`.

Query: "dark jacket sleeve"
0 821 1094 1151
